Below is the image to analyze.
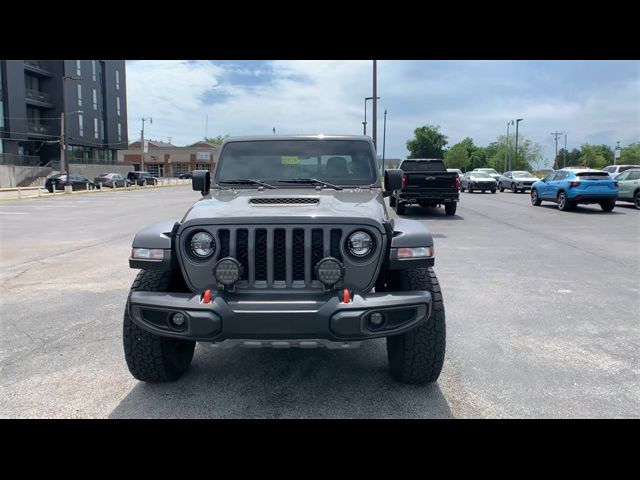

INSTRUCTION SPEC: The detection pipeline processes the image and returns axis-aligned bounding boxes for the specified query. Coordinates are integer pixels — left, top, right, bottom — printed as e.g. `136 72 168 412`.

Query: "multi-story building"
119 140 220 177
0 60 128 166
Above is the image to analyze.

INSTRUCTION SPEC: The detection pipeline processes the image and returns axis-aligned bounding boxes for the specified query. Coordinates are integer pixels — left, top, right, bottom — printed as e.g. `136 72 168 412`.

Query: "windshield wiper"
218 179 276 189
278 178 343 190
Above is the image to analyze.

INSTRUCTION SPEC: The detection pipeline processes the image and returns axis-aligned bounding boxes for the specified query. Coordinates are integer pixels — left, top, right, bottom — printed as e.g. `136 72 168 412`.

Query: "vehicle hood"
181 187 388 228
512 177 536 183
469 177 496 182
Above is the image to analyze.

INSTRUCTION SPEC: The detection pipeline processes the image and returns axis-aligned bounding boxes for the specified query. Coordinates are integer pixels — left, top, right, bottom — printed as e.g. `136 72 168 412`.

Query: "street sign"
614 148 621 159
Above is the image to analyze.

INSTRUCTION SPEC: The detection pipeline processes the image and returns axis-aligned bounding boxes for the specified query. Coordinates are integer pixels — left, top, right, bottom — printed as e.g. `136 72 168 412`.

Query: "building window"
195 163 211 172
100 119 105 141
76 60 82 76
116 97 121 116
117 123 122 142
92 89 97 110
146 164 160 176
91 61 97 81
173 163 190 176
78 114 84 137
115 70 120 90
94 118 99 139
77 84 82 107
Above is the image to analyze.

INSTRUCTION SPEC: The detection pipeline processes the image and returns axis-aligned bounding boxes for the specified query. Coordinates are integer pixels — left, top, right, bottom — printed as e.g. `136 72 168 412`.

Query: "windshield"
215 140 377 186
576 171 611 179
513 171 534 178
470 172 491 178
476 169 498 175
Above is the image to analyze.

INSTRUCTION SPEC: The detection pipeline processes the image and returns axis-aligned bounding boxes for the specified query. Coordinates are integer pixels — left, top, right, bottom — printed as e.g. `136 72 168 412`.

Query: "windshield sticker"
281 156 299 165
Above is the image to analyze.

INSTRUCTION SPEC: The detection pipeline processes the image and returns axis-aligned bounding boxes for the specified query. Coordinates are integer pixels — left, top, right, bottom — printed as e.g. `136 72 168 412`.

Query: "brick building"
119 140 220 177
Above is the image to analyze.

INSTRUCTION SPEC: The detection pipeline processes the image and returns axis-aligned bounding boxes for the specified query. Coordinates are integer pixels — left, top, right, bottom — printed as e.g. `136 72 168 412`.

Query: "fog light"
214 257 241 286
171 312 186 328
316 257 343 287
369 312 385 329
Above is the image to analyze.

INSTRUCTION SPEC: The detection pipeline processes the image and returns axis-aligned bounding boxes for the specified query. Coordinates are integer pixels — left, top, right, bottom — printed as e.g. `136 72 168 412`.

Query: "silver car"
614 168 640 209
460 171 497 193
602 165 640 178
498 170 538 193
472 168 501 183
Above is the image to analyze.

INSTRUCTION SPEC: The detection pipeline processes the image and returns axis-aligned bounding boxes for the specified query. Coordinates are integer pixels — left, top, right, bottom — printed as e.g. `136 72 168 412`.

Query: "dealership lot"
0 187 638 418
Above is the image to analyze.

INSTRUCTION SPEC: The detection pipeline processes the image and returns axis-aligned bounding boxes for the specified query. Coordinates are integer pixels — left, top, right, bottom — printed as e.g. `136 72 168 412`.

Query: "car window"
603 166 614 173
620 165 640 172
615 171 630 181
576 171 610 179
552 171 567 181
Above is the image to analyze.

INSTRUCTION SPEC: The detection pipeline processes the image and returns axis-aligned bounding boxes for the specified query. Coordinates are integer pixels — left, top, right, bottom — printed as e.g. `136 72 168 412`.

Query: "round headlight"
347 231 374 258
190 231 215 258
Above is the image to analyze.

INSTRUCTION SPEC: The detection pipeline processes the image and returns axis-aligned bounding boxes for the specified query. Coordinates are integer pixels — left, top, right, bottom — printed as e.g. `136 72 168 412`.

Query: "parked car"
178 172 193 179
614 168 640 209
530 168 618 211
498 171 538 193
460 171 497 193
447 168 463 177
94 173 128 188
124 135 446 385
602 165 640 177
390 159 460 215
45 174 95 193
127 171 158 186
472 168 501 183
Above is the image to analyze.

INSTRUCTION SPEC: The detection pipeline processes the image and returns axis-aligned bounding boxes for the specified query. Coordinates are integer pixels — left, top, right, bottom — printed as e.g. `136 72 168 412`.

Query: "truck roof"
221 134 374 144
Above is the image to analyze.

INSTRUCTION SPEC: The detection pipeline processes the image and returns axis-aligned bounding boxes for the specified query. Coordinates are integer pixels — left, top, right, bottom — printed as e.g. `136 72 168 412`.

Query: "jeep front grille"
214 226 345 288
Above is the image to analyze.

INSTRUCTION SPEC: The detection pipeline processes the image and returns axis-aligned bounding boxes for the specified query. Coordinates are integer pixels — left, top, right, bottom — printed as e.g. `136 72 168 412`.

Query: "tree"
576 143 613 169
443 140 471 169
620 142 640 164
406 125 448 159
205 135 229 144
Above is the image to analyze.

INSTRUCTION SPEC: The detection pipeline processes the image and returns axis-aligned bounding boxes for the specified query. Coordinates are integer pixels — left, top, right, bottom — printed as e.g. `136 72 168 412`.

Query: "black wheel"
531 189 542 206
385 268 446 384
557 191 573 211
491 189 496 194
512 183 517 193
123 270 195 382
396 201 406 215
499 183 505 192
600 200 615 212
460 185 466 192
444 202 457 216
634 191 640 210
389 194 396 207
468 187 473 193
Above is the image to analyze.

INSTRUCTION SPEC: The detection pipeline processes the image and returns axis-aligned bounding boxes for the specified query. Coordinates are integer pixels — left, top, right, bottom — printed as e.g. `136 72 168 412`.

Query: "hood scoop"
250 197 319 206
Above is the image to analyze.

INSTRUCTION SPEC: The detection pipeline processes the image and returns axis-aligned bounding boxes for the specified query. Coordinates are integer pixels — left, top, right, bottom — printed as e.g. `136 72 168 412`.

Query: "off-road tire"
123 270 195 382
444 202 457 216
386 267 446 384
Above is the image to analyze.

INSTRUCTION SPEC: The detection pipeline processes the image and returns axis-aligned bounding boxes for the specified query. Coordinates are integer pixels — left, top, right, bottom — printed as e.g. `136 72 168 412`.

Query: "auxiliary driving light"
369 312 385 329
214 257 242 286
316 257 343 287
171 312 186 328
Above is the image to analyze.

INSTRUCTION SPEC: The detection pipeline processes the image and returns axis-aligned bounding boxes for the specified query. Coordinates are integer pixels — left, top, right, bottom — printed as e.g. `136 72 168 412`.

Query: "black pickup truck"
390 159 460 215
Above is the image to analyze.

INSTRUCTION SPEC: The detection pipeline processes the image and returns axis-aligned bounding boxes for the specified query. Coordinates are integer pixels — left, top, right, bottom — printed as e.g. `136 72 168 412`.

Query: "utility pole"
205 114 208 140
59 112 65 184
372 60 378 150
506 120 514 171
550 131 563 169
514 119 523 170
614 140 621 165
563 133 567 168
140 117 152 172
382 109 387 174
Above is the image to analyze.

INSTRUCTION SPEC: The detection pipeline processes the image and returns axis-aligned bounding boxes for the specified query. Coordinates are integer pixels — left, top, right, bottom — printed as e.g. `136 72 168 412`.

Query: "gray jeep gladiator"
124 135 446 384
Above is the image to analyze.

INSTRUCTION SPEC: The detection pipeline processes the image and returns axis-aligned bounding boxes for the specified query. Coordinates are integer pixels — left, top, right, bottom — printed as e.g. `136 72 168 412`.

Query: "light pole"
382 108 387 174
505 120 514 172
614 140 621 166
372 60 377 150
61 75 82 193
564 133 567 168
140 117 152 171
363 96 380 136
514 118 523 170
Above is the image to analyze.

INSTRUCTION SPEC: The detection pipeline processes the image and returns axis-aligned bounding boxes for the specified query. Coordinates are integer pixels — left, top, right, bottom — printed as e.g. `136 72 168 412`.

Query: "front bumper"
128 290 431 343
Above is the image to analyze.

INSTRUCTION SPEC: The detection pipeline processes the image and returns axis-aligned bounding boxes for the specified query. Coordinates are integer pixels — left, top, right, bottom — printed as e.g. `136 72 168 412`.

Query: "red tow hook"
342 288 352 303
201 289 212 304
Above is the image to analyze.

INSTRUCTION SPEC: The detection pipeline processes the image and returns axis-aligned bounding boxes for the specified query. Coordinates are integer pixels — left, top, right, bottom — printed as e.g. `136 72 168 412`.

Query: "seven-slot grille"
215 226 344 288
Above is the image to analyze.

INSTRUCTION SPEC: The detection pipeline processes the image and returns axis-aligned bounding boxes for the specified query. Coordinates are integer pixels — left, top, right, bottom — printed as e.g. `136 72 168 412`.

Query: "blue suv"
530 168 618 212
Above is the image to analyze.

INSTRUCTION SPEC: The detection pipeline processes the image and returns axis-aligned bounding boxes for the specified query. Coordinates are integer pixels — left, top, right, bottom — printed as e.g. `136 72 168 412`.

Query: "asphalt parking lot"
1 187 639 418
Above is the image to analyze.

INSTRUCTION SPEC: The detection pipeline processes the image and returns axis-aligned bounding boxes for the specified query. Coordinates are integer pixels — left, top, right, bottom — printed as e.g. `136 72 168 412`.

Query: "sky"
125 60 639 168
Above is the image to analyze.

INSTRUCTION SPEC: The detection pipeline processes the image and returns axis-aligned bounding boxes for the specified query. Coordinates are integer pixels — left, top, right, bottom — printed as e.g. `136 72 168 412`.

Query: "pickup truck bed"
391 159 460 215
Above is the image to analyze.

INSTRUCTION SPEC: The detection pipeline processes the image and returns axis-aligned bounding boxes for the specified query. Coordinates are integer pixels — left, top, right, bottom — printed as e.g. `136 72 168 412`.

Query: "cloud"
126 60 640 167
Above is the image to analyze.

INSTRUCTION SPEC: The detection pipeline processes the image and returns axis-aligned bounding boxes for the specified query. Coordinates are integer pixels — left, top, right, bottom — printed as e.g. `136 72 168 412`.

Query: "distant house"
119 140 220 177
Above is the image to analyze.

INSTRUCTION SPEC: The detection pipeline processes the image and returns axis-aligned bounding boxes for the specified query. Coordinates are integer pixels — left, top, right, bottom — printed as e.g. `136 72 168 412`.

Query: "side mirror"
384 169 403 192
192 170 211 195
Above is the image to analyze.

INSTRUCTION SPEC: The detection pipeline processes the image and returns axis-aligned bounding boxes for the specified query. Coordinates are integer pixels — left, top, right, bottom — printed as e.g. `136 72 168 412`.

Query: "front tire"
123 270 195 382
531 188 542 206
491 189 496 194
444 202 457 216
499 183 505 192
389 194 396 207
396 201 406 215
512 183 517 193
386 268 446 384
634 191 640 210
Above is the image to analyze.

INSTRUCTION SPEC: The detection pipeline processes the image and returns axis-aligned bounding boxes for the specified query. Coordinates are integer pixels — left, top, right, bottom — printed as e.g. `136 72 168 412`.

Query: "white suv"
602 165 640 177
